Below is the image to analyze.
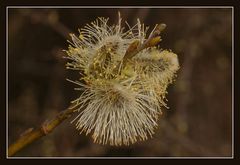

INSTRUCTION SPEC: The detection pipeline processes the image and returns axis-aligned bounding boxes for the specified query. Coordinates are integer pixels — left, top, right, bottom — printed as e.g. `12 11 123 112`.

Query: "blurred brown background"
8 8 232 157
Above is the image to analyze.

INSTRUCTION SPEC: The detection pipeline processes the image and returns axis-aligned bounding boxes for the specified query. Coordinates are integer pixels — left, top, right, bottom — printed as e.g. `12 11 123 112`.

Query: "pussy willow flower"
65 14 179 146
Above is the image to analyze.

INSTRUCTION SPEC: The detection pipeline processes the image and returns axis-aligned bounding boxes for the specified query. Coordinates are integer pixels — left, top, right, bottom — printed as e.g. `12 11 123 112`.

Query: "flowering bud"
65 14 179 146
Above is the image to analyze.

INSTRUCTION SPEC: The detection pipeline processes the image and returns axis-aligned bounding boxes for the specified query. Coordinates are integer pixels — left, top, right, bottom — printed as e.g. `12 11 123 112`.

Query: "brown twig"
8 106 76 157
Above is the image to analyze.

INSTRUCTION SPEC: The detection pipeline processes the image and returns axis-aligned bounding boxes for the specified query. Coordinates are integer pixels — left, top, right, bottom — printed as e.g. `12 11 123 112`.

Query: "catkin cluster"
65 14 179 146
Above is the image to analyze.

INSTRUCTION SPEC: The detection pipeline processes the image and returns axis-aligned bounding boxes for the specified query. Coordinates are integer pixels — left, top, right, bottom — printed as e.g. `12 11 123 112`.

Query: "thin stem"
8 106 76 157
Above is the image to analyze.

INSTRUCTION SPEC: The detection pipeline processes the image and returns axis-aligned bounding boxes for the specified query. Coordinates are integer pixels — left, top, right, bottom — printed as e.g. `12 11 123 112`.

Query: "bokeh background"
8 8 232 157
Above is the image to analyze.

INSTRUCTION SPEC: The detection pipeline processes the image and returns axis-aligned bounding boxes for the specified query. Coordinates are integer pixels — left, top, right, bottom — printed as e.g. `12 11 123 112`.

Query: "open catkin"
64 13 179 146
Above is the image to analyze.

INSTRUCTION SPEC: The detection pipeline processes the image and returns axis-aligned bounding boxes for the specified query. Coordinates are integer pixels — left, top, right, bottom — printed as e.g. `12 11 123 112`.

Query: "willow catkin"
64 14 179 146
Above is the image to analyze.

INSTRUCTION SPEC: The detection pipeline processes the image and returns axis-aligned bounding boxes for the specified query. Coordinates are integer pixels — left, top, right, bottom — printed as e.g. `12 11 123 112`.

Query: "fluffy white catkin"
65 14 179 146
